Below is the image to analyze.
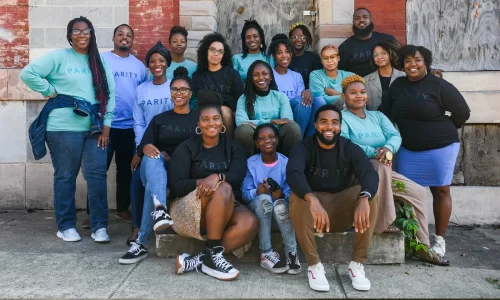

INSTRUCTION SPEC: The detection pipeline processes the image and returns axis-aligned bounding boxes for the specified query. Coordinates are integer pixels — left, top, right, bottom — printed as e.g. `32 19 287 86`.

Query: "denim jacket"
29 94 103 160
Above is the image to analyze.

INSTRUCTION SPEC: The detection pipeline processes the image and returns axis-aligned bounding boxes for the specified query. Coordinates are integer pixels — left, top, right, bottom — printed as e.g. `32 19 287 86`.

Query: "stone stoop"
156 230 405 265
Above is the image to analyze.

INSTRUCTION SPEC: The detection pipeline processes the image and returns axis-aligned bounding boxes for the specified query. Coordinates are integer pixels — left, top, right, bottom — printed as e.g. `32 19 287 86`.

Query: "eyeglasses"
321 54 339 61
290 35 307 42
171 87 191 95
372 51 388 58
208 47 224 55
257 136 277 142
71 28 91 36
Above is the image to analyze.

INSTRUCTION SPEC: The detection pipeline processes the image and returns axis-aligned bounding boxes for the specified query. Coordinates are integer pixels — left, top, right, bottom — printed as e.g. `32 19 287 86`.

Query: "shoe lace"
65 228 77 235
185 253 203 272
264 252 281 265
351 262 366 277
151 209 166 220
313 263 325 274
213 251 233 271
128 243 141 254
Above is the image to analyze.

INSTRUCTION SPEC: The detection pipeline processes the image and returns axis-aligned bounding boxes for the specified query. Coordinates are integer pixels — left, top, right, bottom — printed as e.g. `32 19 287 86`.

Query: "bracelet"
218 173 224 182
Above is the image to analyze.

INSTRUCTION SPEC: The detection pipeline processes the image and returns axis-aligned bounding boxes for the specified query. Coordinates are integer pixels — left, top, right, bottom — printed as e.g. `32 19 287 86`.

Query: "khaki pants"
370 159 430 246
289 185 379 266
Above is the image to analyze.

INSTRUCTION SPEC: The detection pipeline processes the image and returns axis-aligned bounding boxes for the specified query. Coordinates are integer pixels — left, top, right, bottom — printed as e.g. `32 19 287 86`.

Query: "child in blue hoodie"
241 123 301 275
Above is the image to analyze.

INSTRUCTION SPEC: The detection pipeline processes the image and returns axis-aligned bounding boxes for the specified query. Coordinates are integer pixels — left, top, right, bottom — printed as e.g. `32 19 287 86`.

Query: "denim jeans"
137 155 168 245
305 96 327 137
130 162 145 228
46 131 108 232
247 194 297 254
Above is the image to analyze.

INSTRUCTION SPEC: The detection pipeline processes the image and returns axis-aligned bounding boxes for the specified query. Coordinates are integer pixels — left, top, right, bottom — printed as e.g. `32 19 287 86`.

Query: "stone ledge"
180 1 217 16
317 24 353 38
443 71 500 92
156 231 405 265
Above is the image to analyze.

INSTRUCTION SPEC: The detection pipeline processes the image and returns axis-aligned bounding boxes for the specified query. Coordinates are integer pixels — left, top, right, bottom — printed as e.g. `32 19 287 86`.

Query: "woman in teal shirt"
340 75 449 266
232 19 269 81
20 17 115 243
234 61 302 157
166 26 197 80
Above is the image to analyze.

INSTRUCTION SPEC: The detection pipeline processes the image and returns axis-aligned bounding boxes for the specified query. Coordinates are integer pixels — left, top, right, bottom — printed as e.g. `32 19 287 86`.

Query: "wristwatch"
385 151 393 161
359 191 372 200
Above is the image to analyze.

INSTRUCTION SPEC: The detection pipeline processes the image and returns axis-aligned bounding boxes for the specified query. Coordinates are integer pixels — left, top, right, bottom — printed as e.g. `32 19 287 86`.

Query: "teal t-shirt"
309 69 354 104
235 90 294 127
341 109 402 158
166 59 197 80
20 48 115 131
232 52 269 81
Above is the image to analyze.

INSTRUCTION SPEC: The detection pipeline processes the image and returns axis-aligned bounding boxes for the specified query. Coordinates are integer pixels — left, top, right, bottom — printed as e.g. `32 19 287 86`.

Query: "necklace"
203 140 219 148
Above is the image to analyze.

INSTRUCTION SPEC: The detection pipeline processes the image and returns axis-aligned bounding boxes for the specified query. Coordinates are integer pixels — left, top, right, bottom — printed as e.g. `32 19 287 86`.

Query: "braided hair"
244 60 278 119
288 23 313 50
268 33 293 58
240 19 266 59
145 41 172 68
66 16 110 117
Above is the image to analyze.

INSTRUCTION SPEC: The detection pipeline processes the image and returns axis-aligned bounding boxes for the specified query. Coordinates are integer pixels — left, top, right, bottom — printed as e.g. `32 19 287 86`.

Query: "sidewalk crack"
108 263 139 299
334 263 348 298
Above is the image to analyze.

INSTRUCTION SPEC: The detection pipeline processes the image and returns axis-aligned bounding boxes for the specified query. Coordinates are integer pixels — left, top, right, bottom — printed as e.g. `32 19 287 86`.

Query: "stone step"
156 230 405 265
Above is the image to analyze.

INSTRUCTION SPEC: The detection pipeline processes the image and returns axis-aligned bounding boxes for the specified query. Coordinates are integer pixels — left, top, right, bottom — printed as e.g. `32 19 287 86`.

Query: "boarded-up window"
406 0 500 71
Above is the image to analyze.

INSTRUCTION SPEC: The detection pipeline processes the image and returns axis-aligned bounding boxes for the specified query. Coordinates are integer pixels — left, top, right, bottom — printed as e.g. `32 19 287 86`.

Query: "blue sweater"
241 153 291 203
341 109 401 158
101 51 148 129
309 69 354 104
133 79 173 146
273 69 305 100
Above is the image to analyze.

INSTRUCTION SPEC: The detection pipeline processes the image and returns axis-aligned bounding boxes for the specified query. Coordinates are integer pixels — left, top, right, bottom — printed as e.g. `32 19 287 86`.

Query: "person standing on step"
127 41 174 244
191 33 244 138
287 104 380 292
166 26 197 80
232 19 270 82
241 123 301 275
170 92 258 281
21 16 115 243
288 22 322 89
119 67 199 264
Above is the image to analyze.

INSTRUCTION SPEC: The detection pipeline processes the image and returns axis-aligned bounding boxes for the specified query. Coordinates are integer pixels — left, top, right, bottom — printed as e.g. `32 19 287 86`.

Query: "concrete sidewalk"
0 210 499 299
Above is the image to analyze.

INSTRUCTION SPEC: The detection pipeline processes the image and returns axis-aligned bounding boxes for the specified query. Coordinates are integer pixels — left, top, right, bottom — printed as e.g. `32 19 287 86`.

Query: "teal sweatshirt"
232 52 269 81
20 48 115 131
309 69 354 104
166 59 197 80
341 109 401 158
235 90 294 127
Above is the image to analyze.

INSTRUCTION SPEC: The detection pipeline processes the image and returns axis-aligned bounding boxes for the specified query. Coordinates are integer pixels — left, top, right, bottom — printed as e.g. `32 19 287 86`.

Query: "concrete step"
156 230 405 265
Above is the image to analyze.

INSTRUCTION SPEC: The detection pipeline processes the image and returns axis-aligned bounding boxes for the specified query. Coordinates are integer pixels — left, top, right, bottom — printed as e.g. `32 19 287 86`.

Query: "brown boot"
82 215 90 229
116 211 133 223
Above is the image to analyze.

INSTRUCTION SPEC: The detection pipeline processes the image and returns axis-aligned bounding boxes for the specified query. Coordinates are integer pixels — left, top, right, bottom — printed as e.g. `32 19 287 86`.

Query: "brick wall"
129 0 180 63
0 0 29 68
355 0 406 44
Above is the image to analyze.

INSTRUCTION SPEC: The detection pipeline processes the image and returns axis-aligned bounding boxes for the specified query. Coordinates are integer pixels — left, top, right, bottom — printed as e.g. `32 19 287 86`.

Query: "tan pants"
370 159 430 246
289 185 379 266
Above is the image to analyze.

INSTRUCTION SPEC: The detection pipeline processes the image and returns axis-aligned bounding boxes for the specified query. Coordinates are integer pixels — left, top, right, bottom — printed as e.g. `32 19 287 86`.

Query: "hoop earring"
220 125 227 133
195 127 202 135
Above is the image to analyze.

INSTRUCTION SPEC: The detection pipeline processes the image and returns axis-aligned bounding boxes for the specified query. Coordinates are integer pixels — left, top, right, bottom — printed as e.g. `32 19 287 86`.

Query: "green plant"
393 180 428 257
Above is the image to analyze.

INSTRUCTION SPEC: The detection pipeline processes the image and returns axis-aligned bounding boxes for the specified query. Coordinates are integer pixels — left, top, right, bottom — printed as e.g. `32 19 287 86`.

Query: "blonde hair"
320 44 339 55
341 75 366 92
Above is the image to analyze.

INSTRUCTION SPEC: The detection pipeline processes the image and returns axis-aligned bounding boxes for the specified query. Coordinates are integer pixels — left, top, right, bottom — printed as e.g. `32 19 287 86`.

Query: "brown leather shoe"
116 211 133 223
82 215 90 229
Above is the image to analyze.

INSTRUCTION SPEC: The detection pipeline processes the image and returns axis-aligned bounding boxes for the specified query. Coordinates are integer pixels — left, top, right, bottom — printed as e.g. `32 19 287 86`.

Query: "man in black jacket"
286 104 379 292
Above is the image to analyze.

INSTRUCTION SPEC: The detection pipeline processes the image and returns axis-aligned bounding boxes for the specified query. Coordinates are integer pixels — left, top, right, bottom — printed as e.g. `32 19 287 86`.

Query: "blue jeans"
289 95 327 137
137 156 168 245
46 131 108 232
247 194 297 254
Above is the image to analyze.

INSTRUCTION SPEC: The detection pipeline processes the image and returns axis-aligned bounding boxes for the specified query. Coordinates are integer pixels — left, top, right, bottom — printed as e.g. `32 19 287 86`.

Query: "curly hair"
369 39 401 69
288 24 313 50
244 60 278 119
398 45 433 74
67 16 109 117
240 19 267 59
267 33 293 58
145 41 172 68
169 25 188 41
341 74 366 92
196 32 233 72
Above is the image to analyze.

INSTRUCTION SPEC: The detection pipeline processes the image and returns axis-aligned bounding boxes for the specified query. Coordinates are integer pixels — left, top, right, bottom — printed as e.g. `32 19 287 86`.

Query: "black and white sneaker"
175 252 204 274
260 251 289 274
201 246 240 281
118 242 148 264
286 251 302 274
152 205 173 233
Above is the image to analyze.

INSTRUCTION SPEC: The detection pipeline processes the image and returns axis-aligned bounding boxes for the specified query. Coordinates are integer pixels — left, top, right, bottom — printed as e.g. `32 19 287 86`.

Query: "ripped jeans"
247 194 297 254
137 155 168 245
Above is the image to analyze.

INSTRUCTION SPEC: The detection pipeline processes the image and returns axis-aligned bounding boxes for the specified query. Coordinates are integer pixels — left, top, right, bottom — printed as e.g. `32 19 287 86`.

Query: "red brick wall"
0 0 29 68
129 0 180 63
355 0 406 44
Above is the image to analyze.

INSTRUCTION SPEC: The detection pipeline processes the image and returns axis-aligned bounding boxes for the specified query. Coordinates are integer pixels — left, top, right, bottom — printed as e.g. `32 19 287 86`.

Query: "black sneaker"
152 205 173 233
201 246 240 281
175 252 204 274
260 251 289 274
286 251 302 275
119 242 148 264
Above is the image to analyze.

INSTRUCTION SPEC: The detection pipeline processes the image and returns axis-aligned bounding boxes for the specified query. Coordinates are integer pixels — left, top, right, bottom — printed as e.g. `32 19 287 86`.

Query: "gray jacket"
363 68 406 110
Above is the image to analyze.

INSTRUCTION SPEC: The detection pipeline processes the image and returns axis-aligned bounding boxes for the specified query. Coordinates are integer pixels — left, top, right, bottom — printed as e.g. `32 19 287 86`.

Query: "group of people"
20 7 471 293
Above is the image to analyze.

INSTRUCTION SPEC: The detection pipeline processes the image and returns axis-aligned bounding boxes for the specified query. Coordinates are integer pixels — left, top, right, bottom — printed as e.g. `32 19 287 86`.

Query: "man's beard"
118 45 131 51
316 130 339 145
353 22 374 38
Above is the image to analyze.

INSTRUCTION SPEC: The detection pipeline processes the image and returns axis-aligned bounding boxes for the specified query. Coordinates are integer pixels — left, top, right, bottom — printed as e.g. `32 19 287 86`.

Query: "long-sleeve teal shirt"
309 69 354 104
235 90 294 127
232 52 269 81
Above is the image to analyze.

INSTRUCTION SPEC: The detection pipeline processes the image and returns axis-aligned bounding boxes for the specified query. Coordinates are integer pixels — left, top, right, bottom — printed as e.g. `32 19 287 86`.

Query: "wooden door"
216 0 314 54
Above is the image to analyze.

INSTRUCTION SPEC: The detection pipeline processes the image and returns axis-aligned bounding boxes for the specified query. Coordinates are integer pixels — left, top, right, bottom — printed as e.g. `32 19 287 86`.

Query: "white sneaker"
348 261 371 291
431 235 446 257
56 228 81 242
91 228 111 243
307 263 329 292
